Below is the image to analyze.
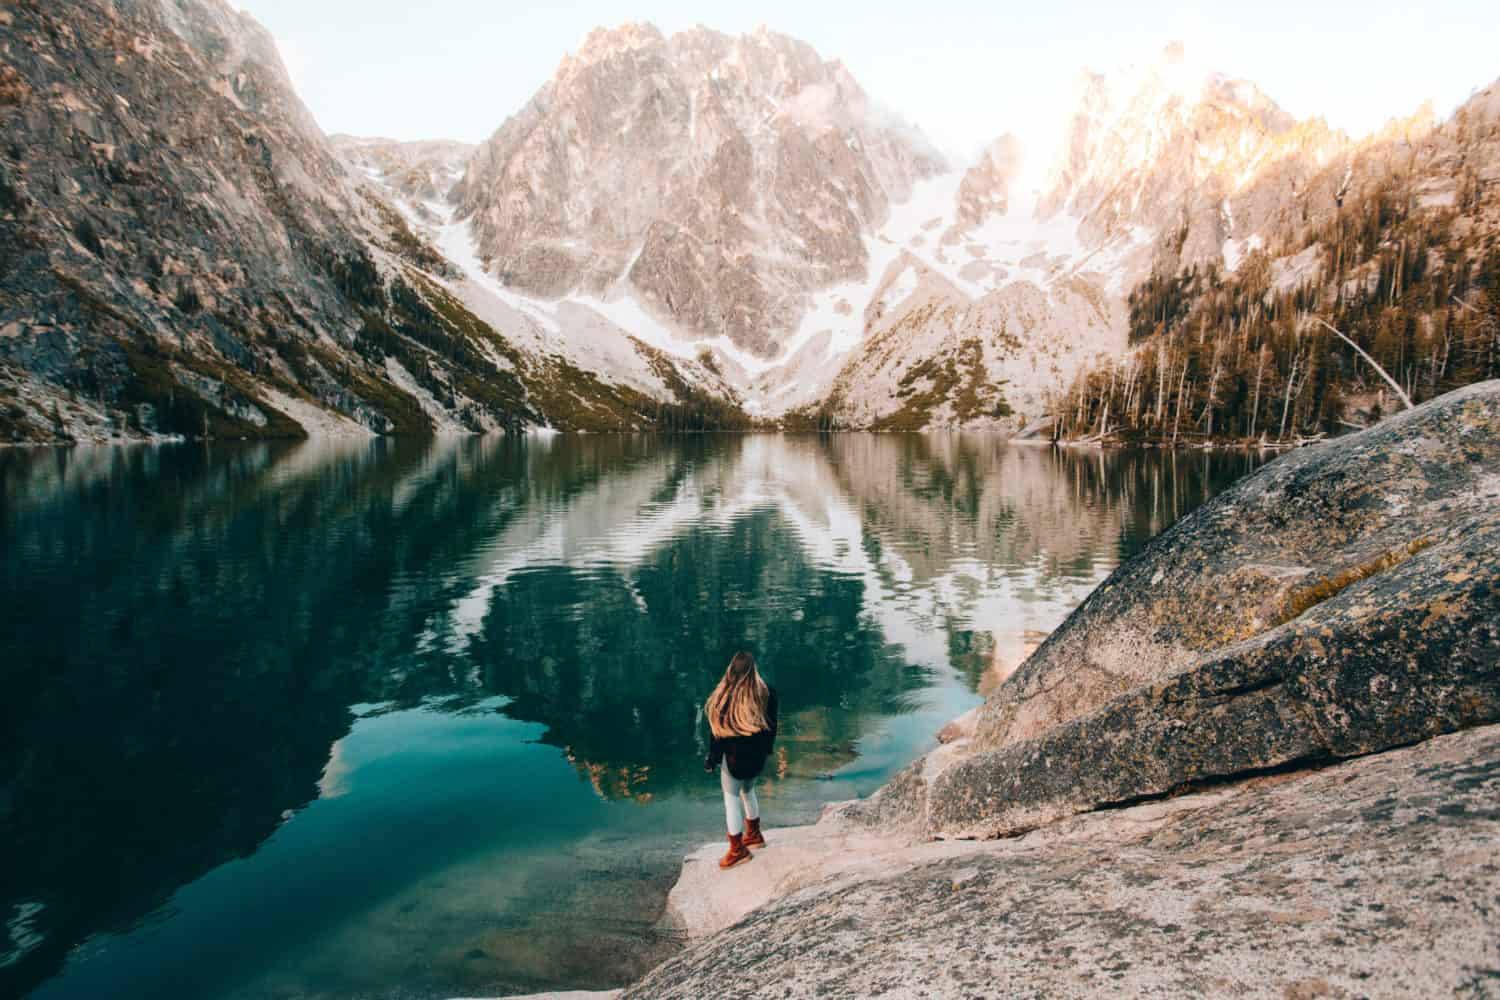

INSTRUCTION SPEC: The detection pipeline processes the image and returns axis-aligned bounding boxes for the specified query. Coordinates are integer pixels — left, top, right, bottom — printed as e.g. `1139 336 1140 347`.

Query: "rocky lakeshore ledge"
500 382 1500 999
650 722 1499 998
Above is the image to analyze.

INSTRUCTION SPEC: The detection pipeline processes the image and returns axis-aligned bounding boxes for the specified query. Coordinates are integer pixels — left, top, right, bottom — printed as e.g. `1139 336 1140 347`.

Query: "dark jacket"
705 687 779 780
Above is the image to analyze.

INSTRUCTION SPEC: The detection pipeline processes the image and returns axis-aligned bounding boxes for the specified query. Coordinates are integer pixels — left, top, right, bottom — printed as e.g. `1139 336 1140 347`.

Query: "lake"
0 434 1265 999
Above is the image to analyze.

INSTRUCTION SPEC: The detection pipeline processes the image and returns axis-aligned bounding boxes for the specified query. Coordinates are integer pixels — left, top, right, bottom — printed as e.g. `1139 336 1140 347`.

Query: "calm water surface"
1 434 1265 999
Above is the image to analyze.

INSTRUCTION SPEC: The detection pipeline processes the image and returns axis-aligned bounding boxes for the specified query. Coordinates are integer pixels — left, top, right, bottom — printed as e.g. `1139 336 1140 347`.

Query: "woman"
703 651 779 869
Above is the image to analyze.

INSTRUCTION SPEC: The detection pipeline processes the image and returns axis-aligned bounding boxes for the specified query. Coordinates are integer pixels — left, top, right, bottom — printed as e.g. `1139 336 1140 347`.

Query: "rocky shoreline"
576 381 1500 999
637 722 1500 998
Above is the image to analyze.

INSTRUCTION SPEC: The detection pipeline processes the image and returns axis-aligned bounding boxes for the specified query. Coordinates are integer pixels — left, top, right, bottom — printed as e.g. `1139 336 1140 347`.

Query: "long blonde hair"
705 651 769 738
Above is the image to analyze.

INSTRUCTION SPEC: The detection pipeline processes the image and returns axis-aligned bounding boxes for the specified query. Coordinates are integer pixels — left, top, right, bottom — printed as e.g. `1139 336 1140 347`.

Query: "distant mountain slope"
0 0 747 443
1051 77 1500 442
795 46 1347 431
328 135 473 208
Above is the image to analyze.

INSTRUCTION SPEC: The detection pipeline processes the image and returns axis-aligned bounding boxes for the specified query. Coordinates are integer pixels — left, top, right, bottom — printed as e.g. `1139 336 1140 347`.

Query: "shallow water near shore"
1 433 1264 999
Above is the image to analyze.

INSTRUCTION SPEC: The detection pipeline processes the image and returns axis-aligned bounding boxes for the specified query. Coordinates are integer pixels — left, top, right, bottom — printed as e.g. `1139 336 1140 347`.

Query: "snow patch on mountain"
1222 232 1264 273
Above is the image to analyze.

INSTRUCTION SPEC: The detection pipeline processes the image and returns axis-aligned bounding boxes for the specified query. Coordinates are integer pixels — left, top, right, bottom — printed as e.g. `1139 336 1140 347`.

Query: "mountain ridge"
1 4 1496 443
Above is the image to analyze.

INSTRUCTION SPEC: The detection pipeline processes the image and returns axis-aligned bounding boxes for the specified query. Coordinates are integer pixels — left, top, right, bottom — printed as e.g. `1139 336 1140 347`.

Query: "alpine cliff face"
451 23 945 358
0 0 386 439
953 134 1021 229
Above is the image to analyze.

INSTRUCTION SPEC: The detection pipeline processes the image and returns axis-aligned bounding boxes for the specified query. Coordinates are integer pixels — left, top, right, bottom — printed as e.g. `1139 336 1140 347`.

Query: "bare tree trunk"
1154 340 1168 427
1279 353 1301 440
1248 344 1267 439
1200 341 1223 436
1392 240 1404 305
1172 366 1191 446
1312 317 1413 410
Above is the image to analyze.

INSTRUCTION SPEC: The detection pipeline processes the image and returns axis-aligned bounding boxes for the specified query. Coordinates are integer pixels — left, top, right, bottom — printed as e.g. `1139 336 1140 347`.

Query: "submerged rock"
845 380 1500 838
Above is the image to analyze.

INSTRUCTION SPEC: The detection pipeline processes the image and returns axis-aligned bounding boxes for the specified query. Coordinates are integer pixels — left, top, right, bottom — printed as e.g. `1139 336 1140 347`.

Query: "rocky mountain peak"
1045 48 1280 215
572 21 666 64
1035 43 1349 275
451 24 945 357
954 133 1023 229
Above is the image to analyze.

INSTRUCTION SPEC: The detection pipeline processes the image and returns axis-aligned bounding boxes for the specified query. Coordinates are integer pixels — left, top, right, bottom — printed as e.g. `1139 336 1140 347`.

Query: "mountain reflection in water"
0 434 1263 999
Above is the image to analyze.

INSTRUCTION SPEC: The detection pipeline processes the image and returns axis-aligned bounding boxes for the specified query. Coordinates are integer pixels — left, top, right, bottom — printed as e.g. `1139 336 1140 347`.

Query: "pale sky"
238 0 1499 175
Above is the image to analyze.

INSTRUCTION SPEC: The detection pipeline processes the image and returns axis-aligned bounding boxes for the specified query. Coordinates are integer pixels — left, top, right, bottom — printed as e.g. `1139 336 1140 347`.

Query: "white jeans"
720 763 761 836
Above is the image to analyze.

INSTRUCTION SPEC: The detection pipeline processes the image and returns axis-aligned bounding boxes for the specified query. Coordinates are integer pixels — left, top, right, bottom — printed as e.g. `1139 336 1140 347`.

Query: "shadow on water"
0 435 1266 999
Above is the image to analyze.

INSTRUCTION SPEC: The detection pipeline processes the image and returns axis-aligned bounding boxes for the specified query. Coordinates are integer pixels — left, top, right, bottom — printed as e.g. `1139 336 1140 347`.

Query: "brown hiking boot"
742 817 765 848
718 833 752 869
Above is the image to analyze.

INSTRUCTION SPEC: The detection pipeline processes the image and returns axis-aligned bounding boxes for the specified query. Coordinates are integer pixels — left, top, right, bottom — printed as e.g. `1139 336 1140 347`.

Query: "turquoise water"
0 434 1263 999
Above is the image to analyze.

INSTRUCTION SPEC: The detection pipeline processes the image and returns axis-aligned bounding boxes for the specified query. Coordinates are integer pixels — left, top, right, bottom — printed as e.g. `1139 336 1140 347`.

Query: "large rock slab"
846 381 1500 837
978 379 1500 753
663 823 920 940
925 510 1500 838
627 722 1500 999
656 819 1003 972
